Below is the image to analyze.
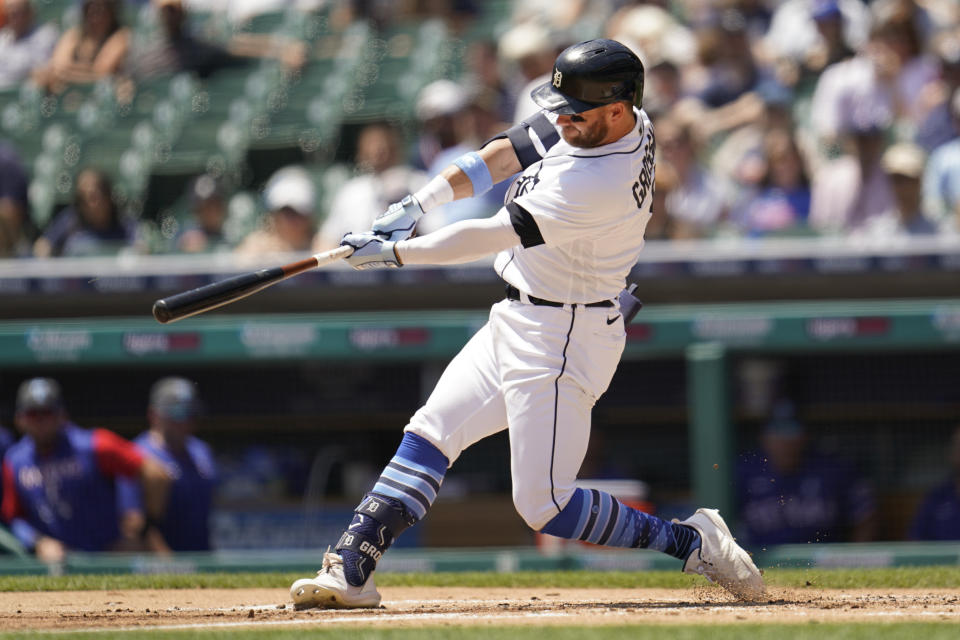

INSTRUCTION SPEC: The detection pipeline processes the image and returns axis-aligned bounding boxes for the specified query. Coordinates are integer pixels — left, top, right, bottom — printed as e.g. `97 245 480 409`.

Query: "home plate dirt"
1 587 958 632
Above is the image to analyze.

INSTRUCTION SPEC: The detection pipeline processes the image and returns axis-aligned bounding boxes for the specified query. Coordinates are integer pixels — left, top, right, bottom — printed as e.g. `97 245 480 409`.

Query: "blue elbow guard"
453 151 494 196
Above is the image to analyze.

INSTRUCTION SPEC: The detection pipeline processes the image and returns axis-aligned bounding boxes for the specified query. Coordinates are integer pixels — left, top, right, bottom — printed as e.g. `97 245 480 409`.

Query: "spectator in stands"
34 167 135 257
235 165 316 256
175 174 231 253
914 31 960 153
809 118 895 234
855 142 937 240
497 21 557 124
709 80 798 196
411 79 494 235
910 425 960 540
315 122 428 250
729 129 812 237
654 113 727 239
605 3 697 81
127 0 304 81
127 0 241 80
33 0 129 93
0 143 33 258
809 1 938 151
688 8 767 110
117 377 216 551
462 39 515 126
736 400 877 547
761 0 868 88
923 87 960 233
1 378 171 562
0 0 58 90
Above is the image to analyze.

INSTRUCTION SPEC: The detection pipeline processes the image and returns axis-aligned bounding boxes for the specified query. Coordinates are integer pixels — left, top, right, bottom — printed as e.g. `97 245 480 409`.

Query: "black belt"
505 284 614 308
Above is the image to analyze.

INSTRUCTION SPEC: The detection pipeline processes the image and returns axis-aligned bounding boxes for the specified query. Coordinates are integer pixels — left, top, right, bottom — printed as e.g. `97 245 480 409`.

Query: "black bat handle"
152 267 284 324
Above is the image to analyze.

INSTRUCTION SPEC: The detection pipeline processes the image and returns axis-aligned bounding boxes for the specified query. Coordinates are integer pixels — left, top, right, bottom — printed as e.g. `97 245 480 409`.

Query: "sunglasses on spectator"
21 408 58 418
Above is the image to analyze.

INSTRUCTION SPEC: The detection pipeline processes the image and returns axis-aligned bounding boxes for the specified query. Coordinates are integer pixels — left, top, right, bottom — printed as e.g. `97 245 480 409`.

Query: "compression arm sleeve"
395 210 519 265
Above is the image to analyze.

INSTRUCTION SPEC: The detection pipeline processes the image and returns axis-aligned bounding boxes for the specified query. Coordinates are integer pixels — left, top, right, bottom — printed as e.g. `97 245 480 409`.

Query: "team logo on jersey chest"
553 69 562 88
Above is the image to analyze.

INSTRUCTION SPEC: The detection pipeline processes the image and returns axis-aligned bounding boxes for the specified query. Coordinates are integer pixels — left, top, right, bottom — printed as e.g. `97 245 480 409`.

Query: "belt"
505 284 614 308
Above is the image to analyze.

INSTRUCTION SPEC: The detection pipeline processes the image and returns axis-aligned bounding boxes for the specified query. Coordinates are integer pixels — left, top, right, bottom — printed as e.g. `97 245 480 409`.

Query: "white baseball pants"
406 297 626 530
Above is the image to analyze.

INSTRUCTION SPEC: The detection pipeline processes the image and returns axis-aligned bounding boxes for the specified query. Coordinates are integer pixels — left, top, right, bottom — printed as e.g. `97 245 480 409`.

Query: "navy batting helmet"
531 39 644 114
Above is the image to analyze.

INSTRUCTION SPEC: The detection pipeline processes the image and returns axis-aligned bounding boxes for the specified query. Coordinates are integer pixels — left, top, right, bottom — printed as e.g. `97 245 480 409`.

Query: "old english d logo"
553 68 562 88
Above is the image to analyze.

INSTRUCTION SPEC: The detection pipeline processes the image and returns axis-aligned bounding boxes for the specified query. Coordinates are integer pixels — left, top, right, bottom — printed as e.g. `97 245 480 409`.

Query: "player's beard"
560 118 609 148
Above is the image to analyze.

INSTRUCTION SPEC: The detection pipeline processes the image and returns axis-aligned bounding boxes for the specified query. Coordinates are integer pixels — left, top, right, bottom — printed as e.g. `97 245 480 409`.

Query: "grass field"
0 565 957 591
0 566 956 639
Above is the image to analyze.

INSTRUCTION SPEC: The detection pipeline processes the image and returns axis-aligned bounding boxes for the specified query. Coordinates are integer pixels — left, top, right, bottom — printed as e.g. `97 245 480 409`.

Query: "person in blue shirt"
736 400 877 548
910 425 960 541
1 378 171 563
118 377 217 552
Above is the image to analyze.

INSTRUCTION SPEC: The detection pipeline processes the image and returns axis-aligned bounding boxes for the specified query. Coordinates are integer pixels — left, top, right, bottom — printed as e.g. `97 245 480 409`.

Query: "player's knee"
403 423 462 466
512 485 575 531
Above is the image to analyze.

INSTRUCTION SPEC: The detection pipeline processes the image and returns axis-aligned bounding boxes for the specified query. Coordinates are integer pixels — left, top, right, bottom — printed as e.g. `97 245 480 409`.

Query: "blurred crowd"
0 376 216 559
2 0 960 260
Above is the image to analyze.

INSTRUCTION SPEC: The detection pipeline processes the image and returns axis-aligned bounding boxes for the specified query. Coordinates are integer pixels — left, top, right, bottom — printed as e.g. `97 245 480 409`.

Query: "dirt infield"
1 586 958 632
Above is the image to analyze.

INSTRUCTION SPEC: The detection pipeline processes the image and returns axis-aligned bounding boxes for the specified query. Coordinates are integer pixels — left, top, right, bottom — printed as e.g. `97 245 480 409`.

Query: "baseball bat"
152 245 353 324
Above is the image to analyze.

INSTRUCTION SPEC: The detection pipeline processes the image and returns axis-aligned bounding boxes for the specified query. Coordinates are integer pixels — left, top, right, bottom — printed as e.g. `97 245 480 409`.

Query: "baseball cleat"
290 551 381 609
677 508 766 601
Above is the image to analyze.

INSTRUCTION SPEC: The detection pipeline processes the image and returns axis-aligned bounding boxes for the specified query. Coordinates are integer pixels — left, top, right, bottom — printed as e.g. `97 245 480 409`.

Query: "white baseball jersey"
406 107 656 530
496 107 655 304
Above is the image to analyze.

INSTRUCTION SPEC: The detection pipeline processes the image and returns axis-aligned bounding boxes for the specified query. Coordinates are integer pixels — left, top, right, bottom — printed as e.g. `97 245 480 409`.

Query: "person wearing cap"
761 0 866 84
116 377 216 552
411 79 500 236
290 38 765 610
1 378 171 563
736 400 877 547
854 142 936 240
808 1 938 150
234 166 317 256
176 174 230 253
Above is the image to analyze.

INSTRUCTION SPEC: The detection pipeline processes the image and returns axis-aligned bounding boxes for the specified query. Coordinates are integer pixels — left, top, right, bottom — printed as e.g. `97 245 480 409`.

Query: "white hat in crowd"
263 166 316 215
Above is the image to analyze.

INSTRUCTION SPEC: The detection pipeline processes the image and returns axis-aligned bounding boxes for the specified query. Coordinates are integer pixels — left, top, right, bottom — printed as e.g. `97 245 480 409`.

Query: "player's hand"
341 232 402 270
35 535 66 564
371 195 424 242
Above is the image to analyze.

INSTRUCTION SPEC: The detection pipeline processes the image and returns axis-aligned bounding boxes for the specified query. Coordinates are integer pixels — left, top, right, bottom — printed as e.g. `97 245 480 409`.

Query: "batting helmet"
531 39 644 114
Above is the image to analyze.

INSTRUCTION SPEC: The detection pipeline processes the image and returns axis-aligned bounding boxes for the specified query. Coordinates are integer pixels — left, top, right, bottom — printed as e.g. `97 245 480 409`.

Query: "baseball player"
1 378 171 562
291 39 765 608
116 377 217 551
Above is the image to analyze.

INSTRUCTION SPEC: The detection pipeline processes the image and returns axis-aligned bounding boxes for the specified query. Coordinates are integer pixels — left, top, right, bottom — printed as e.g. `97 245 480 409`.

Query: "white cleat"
677 508 766 602
290 551 381 609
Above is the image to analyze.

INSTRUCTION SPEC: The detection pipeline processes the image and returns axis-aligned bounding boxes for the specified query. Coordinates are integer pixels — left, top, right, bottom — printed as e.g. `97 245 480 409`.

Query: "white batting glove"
341 232 402 270
371 195 424 242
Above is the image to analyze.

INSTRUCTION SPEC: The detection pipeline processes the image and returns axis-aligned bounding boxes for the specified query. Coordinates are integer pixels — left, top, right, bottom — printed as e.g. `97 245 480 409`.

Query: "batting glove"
341 232 403 270
371 195 424 242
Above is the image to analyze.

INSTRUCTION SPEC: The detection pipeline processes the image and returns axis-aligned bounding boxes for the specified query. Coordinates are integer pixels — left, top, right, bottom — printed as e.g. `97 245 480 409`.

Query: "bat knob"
152 299 173 324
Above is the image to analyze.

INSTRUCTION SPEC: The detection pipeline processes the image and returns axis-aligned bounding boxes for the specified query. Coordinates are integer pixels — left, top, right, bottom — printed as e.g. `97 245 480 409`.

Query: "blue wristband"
453 151 494 196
